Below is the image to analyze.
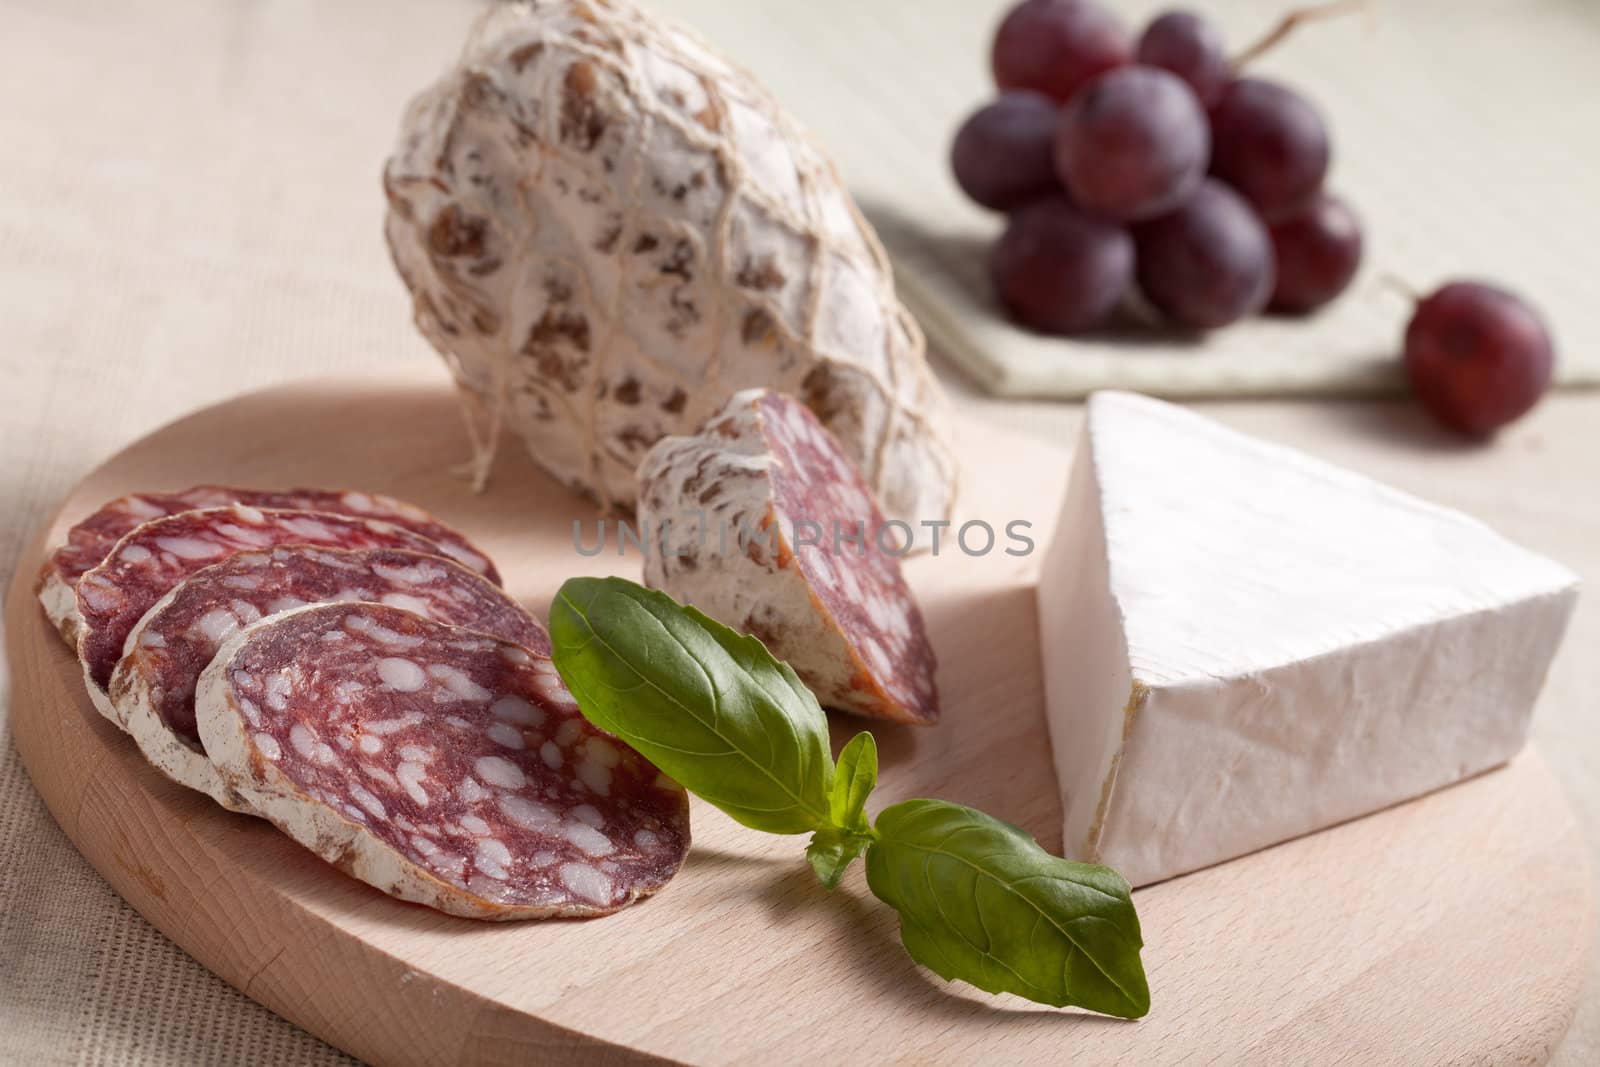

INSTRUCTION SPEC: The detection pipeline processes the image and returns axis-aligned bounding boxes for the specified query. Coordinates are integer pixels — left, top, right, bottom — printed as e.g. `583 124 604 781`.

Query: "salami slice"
75 505 476 722
111 546 548 809
637 389 940 724
37 485 498 644
195 603 690 919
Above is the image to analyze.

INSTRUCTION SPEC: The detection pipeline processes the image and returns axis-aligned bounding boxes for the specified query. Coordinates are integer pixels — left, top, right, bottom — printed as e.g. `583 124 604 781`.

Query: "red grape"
1210 78 1330 221
1054 66 1210 222
1403 281 1553 435
1133 179 1274 329
950 92 1062 211
990 195 1134 334
1268 192 1362 313
1136 10 1229 108
991 0 1132 103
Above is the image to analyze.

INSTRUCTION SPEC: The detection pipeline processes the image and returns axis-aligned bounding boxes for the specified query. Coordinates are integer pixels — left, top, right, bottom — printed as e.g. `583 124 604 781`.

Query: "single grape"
991 0 1132 103
1403 281 1553 436
1136 10 1229 108
1268 192 1363 313
950 92 1062 211
1210 78 1330 221
990 195 1134 334
1054 66 1210 222
1133 178 1274 329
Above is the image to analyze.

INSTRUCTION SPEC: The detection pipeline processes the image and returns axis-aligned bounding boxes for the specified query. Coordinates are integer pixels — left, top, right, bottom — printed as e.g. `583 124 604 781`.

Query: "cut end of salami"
112 546 548 807
38 485 499 647
638 389 940 724
196 603 690 920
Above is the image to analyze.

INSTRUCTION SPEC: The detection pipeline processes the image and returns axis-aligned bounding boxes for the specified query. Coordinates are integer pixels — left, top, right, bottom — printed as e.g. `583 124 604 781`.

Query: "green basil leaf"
865 799 1149 1017
829 732 877 832
805 826 873 890
549 577 833 834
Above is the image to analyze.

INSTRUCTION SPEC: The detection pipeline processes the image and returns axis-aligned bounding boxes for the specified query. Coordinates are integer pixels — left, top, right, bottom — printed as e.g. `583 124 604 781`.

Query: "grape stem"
1232 0 1372 69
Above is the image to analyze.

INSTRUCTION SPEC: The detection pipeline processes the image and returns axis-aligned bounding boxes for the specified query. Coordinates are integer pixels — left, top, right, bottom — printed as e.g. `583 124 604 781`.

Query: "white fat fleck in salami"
638 388 940 724
195 603 690 920
110 545 547 809
485 721 525 749
36 485 500 647
474 755 527 790
491 695 542 726
382 592 433 615
379 658 428 692
428 663 493 701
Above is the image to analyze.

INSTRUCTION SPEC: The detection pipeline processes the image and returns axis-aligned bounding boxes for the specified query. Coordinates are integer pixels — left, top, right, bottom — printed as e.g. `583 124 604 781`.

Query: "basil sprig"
550 577 1149 1018
807 731 878 889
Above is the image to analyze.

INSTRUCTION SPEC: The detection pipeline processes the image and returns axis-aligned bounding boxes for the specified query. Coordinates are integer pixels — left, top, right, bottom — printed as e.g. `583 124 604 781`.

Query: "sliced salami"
75 505 476 722
638 389 940 724
195 603 690 919
37 485 498 644
111 546 549 809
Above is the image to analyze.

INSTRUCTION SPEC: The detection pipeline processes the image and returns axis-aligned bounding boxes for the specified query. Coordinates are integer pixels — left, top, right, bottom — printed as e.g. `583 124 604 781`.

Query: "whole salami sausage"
637 389 940 724
75 505 478 723
112 546 548 809
195 603 690 919
37 486 498 644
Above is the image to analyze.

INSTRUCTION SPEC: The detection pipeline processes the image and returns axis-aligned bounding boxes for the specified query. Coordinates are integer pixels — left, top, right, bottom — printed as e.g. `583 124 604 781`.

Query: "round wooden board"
5 366 1592 1065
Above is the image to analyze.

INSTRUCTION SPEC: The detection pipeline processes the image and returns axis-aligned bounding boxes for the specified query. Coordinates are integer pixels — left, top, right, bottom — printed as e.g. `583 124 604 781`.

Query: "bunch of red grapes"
955 1 1359 333
952 0 1555 435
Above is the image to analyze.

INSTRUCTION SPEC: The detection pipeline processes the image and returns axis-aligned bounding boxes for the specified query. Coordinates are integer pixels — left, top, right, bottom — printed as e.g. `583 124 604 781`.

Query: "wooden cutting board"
5 366 1591 1065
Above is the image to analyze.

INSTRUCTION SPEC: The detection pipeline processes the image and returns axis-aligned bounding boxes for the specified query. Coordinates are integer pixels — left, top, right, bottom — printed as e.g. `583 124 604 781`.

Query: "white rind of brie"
1038 391 1579 887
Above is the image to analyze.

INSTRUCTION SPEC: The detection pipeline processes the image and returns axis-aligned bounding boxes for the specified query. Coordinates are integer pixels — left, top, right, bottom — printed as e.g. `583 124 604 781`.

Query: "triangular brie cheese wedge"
1039 392 1579 886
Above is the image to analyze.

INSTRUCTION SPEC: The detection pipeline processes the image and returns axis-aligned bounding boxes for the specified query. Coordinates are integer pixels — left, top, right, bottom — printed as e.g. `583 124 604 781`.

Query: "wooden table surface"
1 1 1595 1064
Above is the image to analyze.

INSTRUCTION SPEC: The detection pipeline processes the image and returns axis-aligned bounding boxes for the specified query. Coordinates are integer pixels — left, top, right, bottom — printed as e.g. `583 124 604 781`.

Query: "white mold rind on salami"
37 577 78 648
111 546 548 808
638 388 939 724
195 603 690 920
75 506 481 725
38 485 498 645
382 0 958 526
